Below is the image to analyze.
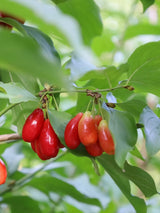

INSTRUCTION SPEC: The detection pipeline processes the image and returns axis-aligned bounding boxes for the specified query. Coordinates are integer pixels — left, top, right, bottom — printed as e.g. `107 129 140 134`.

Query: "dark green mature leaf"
140 0 155 12
23 25 60 62
0 30 62 86
103 104 137 167
27 175 102 208
97 154 147 213
124 24 160 40
1 196 42 213
48 110 72 144
57 0 102 45
140 106 160 156
117 99 146 118
0 82 37 104
127 42 160 96
124 162 158 197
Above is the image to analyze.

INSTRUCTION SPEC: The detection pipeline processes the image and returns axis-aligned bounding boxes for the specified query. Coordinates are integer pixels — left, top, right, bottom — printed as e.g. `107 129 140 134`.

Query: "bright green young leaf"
140 106 160 156
124 162 158 197
79 66 123 89
1 196 42 213
127 42 160 96
124 24 160 40
57 0 103 45
140 0 155 12
0 82 37 103
130 146 145 161
27 175 102 208
0 30 62 86
97 154 147 213
103 104 137 167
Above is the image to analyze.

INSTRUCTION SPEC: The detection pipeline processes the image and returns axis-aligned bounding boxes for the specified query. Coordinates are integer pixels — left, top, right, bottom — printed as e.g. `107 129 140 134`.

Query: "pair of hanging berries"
64 111 115 157
0 158 7 185
22 108 63 160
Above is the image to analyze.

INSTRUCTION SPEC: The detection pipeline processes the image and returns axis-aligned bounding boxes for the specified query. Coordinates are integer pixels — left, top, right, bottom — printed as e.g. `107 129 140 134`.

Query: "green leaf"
80 66 123 88
140 106 160 156
140 0 155 12
27 175 102 208
2 143 24 175
0 0 85 50
0 30 62 86
48 110 72 144
66 54 99 81
23 25 60 62
117 98 146 118
1 196 42 213
0 82 37 103
57 0 102 45
130 146 145 161
124 24 160 40
127 42 160 96
103 105 137 167
12 101 41 134
97 154 147 213
124 162 158 197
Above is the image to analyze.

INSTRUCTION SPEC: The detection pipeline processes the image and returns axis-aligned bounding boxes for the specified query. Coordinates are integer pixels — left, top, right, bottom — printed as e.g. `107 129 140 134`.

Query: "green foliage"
140 106 160 156
140 0 155 12
0 0 160 212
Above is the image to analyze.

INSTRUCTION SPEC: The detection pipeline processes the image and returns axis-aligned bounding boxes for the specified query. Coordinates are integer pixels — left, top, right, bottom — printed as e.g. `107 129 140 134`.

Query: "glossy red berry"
98 120 115 155
37 119 59 159
34 139 50 160
57 140 65 148
78 111 98 146
22 108 44 142
85 142 103 157
94 115 102 126
31 141 36 153
0 159 7 185
64 112 83 149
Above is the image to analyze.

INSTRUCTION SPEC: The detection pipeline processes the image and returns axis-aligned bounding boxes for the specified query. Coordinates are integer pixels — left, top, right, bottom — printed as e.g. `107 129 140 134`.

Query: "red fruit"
0 159 7 185
34 139 50 160
85 142 103 157
64 112 83 149
98 120 115 155
22 108 44 142
78 111 98 146
94 115 102 126
57 140 65 148
31 141 36 153
37 119 59 159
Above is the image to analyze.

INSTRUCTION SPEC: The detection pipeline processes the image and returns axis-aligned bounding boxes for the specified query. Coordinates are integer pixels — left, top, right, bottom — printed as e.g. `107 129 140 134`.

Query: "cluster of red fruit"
64 111 115 157
0 159 7 185
22 108 64 160
0 11 25 29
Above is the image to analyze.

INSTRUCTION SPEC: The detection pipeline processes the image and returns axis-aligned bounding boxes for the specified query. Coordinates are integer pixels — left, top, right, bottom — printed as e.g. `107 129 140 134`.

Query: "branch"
0 150 68 195
0 133 22 143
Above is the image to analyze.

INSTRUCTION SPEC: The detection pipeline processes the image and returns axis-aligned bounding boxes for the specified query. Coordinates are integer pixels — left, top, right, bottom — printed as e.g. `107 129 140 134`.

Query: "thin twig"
0 133 22 142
